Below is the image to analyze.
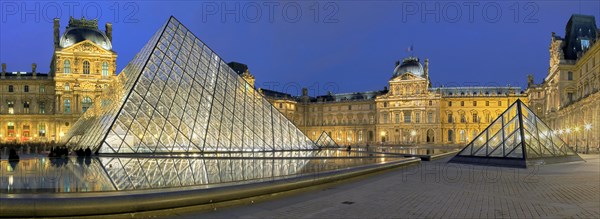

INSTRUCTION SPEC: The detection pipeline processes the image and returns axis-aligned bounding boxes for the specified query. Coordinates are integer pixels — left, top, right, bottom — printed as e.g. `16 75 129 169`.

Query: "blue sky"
1 1 599 96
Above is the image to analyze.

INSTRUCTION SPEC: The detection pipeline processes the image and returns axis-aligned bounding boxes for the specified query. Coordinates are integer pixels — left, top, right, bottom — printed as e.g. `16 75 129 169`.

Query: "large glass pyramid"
62 17 317 153
315 132 338 148
449 100 582 168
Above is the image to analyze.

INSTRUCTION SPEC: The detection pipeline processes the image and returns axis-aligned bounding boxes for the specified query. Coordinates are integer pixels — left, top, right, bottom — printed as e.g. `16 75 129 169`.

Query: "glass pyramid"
449 100 582 168
315 131 338 148
62 17 317 153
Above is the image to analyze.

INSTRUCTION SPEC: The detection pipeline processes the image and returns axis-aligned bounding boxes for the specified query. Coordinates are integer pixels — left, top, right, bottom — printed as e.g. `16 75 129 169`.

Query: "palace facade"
0 17 117 143
526 14 600 152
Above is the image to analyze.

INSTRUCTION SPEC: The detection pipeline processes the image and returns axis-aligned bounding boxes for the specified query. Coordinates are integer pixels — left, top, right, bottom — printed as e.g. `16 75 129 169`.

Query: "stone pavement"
168 154 599 218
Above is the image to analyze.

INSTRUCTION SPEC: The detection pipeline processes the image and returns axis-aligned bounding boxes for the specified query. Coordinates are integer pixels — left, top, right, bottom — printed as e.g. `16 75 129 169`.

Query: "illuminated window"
83 61 90 74
395 113 400 123
64 99 71 114
38 123 46 137
39 85 45 93
459 130 466 142
102 62 109 76
7 122 15 137
581 39 590 50
65 83 70 91
64 60 71 74
7 101 15 114
404 111 411 123
39 102 46 114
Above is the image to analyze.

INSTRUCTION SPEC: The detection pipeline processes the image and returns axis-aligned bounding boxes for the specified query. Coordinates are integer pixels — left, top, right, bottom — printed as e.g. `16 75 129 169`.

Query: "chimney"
54 18 60 48
32 63 37 78
1 63 5 78
105 22 112 42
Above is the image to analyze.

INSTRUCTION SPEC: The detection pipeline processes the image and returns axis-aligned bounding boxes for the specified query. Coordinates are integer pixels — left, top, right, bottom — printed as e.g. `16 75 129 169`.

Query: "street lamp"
574 127 580 153
584 124 592 154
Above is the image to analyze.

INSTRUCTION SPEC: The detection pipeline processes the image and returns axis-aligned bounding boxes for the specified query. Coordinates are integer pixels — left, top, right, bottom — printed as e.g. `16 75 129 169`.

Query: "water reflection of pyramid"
315 132 338 147
63 17 317 153
449 100 582 168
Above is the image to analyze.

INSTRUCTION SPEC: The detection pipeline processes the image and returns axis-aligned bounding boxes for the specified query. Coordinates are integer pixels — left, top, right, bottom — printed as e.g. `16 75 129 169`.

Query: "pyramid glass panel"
62 17 317 153
315 132 339 148
450 100 582 168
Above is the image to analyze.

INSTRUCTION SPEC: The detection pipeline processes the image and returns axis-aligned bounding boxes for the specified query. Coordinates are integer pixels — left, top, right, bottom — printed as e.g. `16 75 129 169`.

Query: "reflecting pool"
0 149 406 194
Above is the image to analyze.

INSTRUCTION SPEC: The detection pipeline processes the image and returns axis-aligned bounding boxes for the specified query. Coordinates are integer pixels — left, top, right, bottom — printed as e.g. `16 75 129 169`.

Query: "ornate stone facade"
0 17 117 143
526 14 600 152
262 57 527 146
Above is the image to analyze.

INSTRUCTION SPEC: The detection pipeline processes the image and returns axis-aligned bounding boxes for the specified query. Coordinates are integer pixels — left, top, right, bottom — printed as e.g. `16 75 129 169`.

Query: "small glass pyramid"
449 100 582 168
62 17 317 153
315 132 338 148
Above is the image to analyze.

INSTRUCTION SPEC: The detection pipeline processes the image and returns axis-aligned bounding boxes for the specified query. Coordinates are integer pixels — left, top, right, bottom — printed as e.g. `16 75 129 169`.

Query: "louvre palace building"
1 15 598 149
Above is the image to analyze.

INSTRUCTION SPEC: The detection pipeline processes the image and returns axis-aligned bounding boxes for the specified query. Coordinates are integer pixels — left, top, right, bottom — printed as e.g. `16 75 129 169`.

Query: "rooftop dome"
392 57 424 78
59 17 112 50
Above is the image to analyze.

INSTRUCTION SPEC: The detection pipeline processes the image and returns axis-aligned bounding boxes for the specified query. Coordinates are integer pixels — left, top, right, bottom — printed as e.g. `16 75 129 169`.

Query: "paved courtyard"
165 154 600 219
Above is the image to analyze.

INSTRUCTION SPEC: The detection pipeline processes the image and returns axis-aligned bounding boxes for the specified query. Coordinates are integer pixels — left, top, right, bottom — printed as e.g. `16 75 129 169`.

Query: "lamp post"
566 128 572 151
574 127 580 153
584 124 592 154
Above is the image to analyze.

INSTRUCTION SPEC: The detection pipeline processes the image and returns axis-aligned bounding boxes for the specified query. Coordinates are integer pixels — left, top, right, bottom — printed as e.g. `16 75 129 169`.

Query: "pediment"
390 72 425 82
61 40 113 55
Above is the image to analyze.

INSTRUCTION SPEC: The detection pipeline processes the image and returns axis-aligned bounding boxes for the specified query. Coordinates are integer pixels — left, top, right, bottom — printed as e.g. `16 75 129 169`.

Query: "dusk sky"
1 1 599 96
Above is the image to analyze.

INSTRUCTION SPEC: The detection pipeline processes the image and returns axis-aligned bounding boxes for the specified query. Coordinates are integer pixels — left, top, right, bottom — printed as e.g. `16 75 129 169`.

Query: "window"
404 111 411 123
448 130 454 142
415 112 421 123
279 103 282 108
472 112 478 123
567 92 574 102
383 102 388 107
498 101 502 106
427 112 433 123
39 102 46 114
428 100 432 106
459 130 466 142
83 61 90 74
64 99 71 114
102 62 109 76
8 85 14 92
486 101 489 106
64 60 71 74
447 113 453 123
383 113 389 123
23 102 30 114
567 71 573 80
473 101 477 106
22 125 30 137
24 85 29 92
38 123 46 137
581 39 590 50
7 122 15 137
65 83 70 91
395 113 400 124
461 101 464 106
82 96 93 113
448 101 452 106
8 101 15 114
39 85 45 93
348 105 352 110
460 114 466 123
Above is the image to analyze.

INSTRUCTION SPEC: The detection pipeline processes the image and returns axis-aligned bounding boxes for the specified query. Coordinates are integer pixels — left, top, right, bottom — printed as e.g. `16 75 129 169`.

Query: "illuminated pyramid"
315 131 338 148
63 17 317 153
449 100 582 168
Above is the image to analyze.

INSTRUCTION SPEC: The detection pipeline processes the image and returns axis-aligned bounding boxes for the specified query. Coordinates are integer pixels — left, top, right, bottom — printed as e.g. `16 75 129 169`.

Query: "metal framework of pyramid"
449 100 582 168
315 131 338 148
62 17 317 154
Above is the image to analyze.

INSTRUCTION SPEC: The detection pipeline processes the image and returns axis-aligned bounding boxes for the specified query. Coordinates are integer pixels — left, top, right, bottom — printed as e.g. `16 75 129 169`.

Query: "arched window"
83 61 90 74
64 83 70 91
64 99 71 114
64 60 71 74
82 96 93 113
102 62 109 76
